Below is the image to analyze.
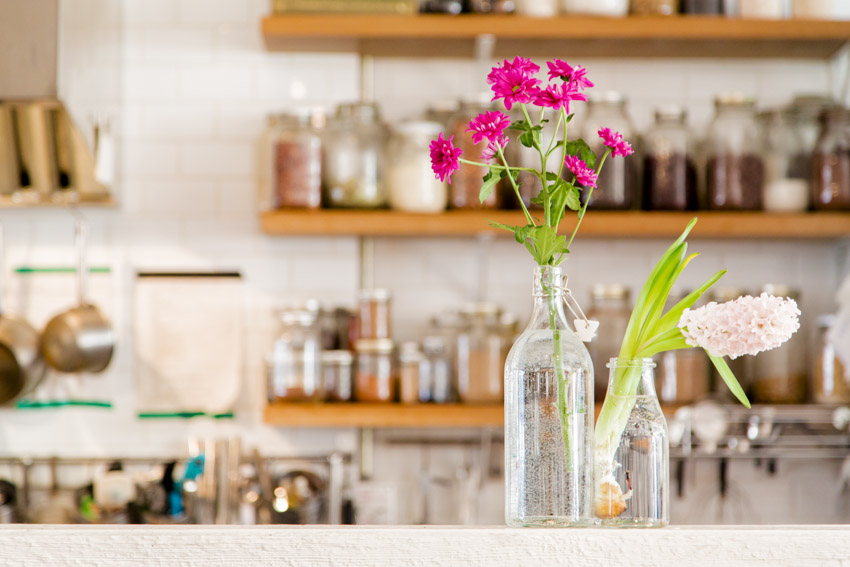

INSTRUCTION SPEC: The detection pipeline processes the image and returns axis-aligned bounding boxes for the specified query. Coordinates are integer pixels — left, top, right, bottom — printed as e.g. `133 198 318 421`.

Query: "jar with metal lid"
358 289 391 340
421 335 453 403
752 284 807 404
586 284 631 400
705 93 765 211
446 95 503 209
682 0 722 12
355 339 395 402
323 103 387 208
631 0 678 15
388 121 448 213
812 107 850 210
399 342 425 404
759 109 809 212
580 91 637 210
322 350 354 402
562 0 629 16
455 303 505 404
813 315 850 404
262 110 323 210
267 307 322 402
655 348 710 405
642 106 698 211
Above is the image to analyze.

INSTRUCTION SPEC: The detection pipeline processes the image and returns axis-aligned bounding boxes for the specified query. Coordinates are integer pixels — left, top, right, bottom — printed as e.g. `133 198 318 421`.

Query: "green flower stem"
497 147 536 227
556 108 569 181
457 157 535 172
541 270 571 468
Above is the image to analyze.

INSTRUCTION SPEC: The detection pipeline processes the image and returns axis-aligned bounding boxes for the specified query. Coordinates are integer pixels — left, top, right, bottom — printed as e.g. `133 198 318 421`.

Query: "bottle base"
598 518 668 528
506 516 597 528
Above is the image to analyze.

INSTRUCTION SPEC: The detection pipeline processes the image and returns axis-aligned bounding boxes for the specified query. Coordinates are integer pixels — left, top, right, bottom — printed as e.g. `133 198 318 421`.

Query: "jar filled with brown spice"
455 303 506 404
355 339 396 402
262 110 324 210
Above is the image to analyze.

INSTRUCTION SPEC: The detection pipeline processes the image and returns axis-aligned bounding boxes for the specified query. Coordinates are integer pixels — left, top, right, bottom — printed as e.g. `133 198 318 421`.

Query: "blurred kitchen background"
0 0 847 527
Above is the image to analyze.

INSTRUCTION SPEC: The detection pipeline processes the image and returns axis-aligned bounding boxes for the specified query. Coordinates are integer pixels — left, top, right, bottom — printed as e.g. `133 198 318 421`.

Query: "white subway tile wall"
0 0 843 524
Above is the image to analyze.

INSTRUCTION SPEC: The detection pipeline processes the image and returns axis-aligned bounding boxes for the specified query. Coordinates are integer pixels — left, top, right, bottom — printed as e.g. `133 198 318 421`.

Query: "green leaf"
545 172 561 181
528 225 567 266
479 170 500 203
487 221 520 235
507 120 531 132
565 113 574 123
565 187 581 211
637 337 692 358
514 224 534 244
548 179 569 228
650 268 727 337
710 354 751 408
566 139 596 169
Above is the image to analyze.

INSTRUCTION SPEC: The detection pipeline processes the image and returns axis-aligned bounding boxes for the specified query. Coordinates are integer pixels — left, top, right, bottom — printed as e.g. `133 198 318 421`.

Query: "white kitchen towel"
134 272 243 415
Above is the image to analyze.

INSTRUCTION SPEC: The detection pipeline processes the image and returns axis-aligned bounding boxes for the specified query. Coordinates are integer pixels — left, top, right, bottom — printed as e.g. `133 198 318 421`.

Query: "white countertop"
1 525 849 566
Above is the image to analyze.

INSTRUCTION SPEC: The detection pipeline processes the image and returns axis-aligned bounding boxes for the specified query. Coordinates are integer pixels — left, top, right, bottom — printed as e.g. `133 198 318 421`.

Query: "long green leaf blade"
710 354 751 408
651 269 727 336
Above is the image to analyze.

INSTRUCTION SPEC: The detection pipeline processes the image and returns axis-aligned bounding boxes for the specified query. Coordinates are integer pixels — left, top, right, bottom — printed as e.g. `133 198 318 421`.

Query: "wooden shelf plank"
264 403 504 428
261 14 850 58
260 210 850 239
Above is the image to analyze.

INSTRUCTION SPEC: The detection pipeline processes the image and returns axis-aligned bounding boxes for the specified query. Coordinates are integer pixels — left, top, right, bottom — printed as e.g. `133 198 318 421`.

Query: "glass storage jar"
322 350 354 402
388 121 448 213
455 303 505 404
812 107 850 210
358 289 391 340
355 339 396 402
787 95 832 180
752 285 807 404
267 307 323 402
631 0 679 14
586 284 631 400
446 95 502 209
262 110 323 210
421 335 454 403
562 0 629 16
399 342 425 404
323 103 387 208
813 315 850 404
655 348 710 405
759 109 809 212
642 106 698 211
705 93 765 211
682 0 722 12
581 91 637 209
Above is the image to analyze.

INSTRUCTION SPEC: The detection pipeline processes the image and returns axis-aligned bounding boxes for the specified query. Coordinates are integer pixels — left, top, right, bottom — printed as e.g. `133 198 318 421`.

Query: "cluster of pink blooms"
428 57 633 187
678 293 801 359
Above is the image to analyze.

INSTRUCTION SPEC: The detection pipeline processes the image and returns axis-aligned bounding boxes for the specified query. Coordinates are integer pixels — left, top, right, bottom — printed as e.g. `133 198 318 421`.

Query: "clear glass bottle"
267 307 322 402
388 121 448 213
752 284 807 404
261 110 323 210
586 284 631 401
705 93 765 211
421 335 454 403
581 91 637 210
759 109 810 212
596 358 668 527
355 339 396 402
323 103 387 208
322 350 354 402
456 303 505 404
504 265 594 527
812 315 850 404
812 107 850 210
447 95 502 209
642 106 698 211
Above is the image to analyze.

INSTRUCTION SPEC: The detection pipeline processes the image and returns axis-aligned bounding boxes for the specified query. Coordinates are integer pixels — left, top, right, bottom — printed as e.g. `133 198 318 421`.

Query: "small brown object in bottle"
358 289 391 340
706 153 765 210
355 339 395 402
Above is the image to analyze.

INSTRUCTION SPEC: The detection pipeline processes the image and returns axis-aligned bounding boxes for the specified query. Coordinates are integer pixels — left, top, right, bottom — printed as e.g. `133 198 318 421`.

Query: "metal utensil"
0 223 46 402
41 217 114 373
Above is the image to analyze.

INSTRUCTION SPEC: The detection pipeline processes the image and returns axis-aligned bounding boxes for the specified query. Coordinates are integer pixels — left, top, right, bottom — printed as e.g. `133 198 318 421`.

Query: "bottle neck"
527 265 570 331
606 357 657 398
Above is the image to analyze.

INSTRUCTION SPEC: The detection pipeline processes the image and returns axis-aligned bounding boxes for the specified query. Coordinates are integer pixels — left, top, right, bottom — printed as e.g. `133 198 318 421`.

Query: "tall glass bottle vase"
504 265 594 527
596 358 669 527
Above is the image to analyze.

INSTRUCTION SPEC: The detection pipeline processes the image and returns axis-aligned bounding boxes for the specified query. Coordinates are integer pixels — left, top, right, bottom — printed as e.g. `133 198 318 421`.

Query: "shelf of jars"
261 14 850 59
260 209 850 239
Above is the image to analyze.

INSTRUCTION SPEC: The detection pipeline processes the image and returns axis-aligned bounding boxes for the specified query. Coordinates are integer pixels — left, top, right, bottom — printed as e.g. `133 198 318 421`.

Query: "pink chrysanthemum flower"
598 127 635 157
466 111 511 145
546 60 594 90
429 133 462 184
564 155 597 188
534 82 587 112
487 57 542 110
481 135 509 163
678 293 801 359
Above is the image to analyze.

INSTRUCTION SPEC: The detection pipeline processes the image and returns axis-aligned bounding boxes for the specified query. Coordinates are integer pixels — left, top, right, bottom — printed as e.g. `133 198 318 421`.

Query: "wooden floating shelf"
261 210 850 239
0 196 116 209
261 14 850 58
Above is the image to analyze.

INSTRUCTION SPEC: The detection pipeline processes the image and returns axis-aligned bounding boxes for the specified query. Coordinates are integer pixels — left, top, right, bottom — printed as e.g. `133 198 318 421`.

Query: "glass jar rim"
606 357 656 369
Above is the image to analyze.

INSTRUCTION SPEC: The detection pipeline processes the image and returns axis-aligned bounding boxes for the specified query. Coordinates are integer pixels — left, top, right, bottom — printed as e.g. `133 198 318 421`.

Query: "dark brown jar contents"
642 154 698 211
275 141 322 209
812 152 850 210
707 153 764 211
584 157 636 210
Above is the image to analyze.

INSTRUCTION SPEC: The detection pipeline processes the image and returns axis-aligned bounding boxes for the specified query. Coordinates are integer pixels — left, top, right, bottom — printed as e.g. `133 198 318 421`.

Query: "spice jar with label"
355 339 396 402
752 285 807 404
322 350 354 402
631 0 679 15
267 307 323 402
642 106 698 211
323 103 388 208
262 110 323 210
705 93 765 211
586 284 631 400
446 95 502 209
655 348 710 405
421 335 454 403
455 303 505 404
812 107 850 210
581 91 637 209
813 315 850 404
399 342 425 404
759 109 809 212
358 289 391 340
388 121 448 213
